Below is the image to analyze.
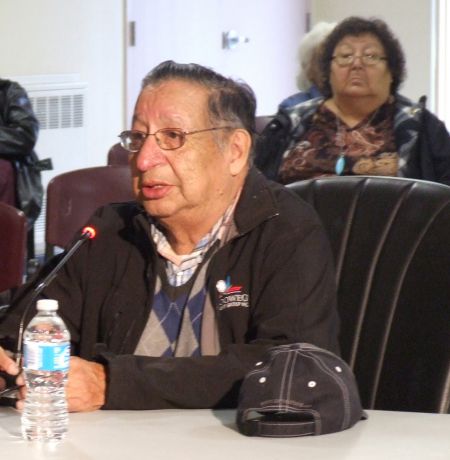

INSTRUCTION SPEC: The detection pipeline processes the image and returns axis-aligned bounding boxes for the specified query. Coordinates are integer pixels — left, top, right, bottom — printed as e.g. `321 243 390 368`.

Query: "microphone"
13 224 98 366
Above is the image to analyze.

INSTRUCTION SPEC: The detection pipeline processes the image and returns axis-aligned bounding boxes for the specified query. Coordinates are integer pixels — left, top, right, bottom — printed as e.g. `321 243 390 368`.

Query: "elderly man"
0 61 339 411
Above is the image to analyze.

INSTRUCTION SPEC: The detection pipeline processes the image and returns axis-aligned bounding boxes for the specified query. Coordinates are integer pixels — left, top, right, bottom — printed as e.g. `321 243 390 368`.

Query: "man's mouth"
141 182 172 199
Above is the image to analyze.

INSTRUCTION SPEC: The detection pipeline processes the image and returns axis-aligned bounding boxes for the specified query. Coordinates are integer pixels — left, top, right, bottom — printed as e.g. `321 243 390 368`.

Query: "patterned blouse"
278 100 398 184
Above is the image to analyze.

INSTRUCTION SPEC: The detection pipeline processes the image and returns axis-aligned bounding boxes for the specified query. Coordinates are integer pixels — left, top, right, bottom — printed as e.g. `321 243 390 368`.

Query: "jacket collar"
282 94 423 122
282 96 324 130
130 167 280 240
393 94 423 128
233 167 279 235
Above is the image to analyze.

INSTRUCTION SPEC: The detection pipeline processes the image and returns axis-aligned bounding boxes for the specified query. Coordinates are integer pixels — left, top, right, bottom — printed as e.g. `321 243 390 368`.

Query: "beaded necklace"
334 106 381 175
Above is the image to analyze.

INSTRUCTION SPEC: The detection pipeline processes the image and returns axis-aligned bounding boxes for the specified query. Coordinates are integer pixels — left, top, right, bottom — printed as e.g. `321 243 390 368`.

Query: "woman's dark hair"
318 17 406 97
141 60 256 139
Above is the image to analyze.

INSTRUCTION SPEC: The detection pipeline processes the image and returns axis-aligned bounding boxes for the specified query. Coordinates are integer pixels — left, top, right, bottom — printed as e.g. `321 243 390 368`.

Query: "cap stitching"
307 352 352 429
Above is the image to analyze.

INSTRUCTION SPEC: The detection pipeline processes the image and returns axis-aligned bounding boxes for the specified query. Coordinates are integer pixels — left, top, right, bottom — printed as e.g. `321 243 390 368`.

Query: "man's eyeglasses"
331 53 387 67
118 127 234 152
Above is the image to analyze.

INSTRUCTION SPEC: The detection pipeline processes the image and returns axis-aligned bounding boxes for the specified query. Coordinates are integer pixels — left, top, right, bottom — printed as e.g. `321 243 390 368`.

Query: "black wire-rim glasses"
118 127 235 152
331 53 387 67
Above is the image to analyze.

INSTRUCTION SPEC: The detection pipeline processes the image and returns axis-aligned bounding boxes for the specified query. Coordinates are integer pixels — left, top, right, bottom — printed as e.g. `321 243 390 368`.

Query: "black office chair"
289 176 450 414
45 165 135 259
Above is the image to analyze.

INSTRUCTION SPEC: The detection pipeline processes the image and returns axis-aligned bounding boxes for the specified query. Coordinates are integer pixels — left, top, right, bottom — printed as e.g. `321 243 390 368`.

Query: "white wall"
0 0 125 167
126 0 307 119
0 0 437 166
311 0 433 106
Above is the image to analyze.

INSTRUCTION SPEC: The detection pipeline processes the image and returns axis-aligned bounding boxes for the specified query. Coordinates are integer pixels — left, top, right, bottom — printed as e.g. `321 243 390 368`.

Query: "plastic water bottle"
21 299 70 442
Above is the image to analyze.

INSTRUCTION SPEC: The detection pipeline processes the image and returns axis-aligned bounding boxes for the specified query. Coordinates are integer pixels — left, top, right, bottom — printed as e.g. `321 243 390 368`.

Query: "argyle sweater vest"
134 253 211 357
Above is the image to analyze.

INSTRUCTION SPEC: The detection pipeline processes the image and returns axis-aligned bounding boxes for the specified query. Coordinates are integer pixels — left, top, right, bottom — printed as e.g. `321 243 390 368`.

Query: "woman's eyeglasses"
118 127 234 152
331 53 387 67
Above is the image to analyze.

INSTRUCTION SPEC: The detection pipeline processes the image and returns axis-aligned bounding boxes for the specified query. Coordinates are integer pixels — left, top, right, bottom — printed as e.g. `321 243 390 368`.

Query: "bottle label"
23 342 70 372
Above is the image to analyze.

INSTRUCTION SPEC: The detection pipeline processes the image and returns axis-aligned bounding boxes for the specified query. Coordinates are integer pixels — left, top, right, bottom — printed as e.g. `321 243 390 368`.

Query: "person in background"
0 61 339 411
255 16 450 185
0 78 43 227
279 21 337 110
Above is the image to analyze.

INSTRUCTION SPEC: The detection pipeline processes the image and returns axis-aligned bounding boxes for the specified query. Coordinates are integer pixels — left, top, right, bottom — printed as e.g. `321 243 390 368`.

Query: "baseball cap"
236 343 367 437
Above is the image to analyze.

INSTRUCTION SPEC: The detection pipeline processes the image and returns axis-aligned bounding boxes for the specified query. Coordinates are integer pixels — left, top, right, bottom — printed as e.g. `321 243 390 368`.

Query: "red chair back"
0 202 27 291
45 165 135 259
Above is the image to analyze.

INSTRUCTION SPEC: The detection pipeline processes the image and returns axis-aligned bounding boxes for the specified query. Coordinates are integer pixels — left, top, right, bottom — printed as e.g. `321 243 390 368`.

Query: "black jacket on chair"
0 78 43 226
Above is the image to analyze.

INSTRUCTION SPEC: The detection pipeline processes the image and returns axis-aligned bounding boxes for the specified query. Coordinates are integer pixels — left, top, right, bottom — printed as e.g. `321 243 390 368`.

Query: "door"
126 0 308 125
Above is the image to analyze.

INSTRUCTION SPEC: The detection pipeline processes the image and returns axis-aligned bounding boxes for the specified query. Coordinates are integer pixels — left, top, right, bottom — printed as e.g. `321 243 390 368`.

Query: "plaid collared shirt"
149 197 238 286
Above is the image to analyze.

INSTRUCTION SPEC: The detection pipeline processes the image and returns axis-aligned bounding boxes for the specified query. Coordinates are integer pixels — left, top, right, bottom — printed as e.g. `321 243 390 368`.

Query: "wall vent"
31 93 85 130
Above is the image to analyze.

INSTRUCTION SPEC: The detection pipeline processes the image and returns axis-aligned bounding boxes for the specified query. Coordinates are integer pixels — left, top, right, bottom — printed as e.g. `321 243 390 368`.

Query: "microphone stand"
0 226 97 405
14 230 93 366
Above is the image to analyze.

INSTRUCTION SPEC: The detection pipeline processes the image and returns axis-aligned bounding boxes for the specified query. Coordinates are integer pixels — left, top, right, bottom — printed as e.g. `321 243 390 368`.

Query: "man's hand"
12 355 106 412
0 346 24 406
0 346 20 377
65 356 106 412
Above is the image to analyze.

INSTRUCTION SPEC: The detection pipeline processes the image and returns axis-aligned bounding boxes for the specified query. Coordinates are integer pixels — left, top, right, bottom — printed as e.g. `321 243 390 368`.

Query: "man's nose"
135 135 167 171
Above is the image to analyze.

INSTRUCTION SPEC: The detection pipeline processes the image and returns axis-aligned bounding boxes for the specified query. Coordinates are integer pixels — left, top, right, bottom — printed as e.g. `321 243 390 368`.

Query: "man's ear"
228 129 252 176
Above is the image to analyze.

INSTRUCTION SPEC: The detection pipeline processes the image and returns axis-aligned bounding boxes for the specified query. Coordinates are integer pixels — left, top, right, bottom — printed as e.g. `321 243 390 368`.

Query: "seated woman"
255 16 450 185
